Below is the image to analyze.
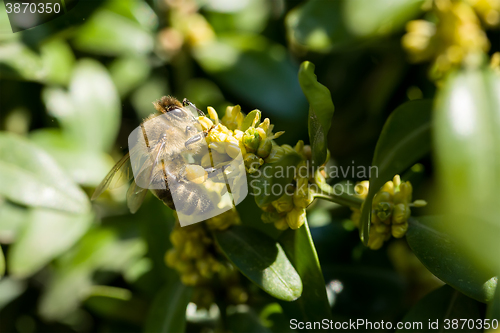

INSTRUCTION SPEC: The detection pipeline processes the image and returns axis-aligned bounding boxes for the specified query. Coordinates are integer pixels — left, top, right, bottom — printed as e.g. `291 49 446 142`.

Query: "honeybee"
92 96 231 218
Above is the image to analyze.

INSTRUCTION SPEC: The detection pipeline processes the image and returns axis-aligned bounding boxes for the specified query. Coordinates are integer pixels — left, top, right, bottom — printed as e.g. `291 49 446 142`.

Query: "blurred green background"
1 0 499 332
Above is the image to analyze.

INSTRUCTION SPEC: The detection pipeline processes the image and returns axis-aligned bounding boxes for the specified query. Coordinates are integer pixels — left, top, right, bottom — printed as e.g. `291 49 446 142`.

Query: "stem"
313 192 363 209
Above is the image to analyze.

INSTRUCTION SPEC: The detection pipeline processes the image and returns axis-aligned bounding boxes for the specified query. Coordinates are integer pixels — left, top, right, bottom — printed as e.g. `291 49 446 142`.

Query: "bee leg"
205 164 230 179
182 98 205 116
185 132 208 147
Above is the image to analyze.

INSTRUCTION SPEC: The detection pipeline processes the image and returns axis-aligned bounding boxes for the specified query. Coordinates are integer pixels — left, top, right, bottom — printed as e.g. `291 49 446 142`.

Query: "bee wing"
91 153 133 200
126 140 167 213
126 179 148 214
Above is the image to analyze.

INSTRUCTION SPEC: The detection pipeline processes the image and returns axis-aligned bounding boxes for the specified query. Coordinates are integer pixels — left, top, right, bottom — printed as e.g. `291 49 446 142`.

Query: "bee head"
153 96 183 114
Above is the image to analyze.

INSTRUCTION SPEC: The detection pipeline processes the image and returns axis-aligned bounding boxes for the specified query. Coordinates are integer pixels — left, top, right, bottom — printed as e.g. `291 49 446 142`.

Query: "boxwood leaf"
241 109 261 132
0 133 90 213
359 99 432 245
433 67 500 274
406 216 496 303
8 209 94 278
278 219 332 322
298 61 335 167
396 284 483 332
43 59 121 153
249 151 303 207
144 278 193 333
0 246 4 278
214 226 302 301
344 0 424 38
285 0 352 52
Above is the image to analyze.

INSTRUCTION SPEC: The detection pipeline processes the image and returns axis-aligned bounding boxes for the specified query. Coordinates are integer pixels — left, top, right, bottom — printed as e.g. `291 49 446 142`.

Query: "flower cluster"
259 143 315 230
198 105 314 230
165 209 248 307
351 175 427 250
402 0 498 79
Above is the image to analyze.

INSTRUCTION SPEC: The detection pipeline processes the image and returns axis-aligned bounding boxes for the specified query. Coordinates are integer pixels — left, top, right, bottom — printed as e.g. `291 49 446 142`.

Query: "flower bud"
274 218 289 230
258 118 270 133
244 153 263 173
261 211 283 224
170 229 185 248
185 164 208 184
225 136 242 159
392 221 409 238
165 249 178 267
375 202 393 222
392 203 410 224
375 222 389 234
243 127 261 153
368 229 385 250
373 191 392 206
181 272 200 286
207 106 219 123
198 116 214 131
412 199 427 207
201 153 213 167
293 178 313 208
264 144 284 163
272 193 294 213
286 207 306 229
257 138 273 158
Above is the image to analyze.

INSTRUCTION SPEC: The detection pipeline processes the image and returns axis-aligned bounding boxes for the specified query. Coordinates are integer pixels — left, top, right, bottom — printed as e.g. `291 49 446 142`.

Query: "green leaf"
43 59 121 152
241 109 262 132
0 201 28 244
8 209 93 278
433 67 500 274
285 0 352 52
396 285 483 332
344 0 424 38
278 219 332 323
487 284 500 322
0 133 90 213
298 61 335 166
214 226 303 301
0 278 27 311
109 55 150 97
30 129 115 187
73 9 154 56
359 99 432 245
193 35 307 118
144 278 193 333
0 39 75 84
249 151 303 207
406 216 496 303
0 245 4 278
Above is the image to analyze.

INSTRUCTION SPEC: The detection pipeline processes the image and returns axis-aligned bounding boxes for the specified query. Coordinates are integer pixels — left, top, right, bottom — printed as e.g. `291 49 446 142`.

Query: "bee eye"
168 108 187 118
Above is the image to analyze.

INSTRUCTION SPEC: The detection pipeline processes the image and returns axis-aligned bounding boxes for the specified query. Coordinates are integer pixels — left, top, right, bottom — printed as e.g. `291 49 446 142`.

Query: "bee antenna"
182 98 205 116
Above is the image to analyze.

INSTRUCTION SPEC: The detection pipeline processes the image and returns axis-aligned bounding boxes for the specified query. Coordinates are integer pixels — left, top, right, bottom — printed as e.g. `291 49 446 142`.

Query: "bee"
92 96 228 216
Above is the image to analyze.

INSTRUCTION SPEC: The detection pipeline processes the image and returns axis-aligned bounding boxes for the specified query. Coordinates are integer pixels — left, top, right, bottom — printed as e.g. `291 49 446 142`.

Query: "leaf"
241 109 262 132
298 61 335 166
0 245 4 278
43 59 121 152
73 9 154 56
406 216 496 303
109 55 150 97
30 129 115 187
0 201 28 244
0 278 27 311
344 0 424 38
433 67 500 274
0 133 90 213
144 278 193 333
396 285 483 332
0 39 74 84
359 99 432 245
285 0 352 52
278 219 332 323
193 35 307 119
214 226 302 301
249 151 303 207
8 209 93 278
